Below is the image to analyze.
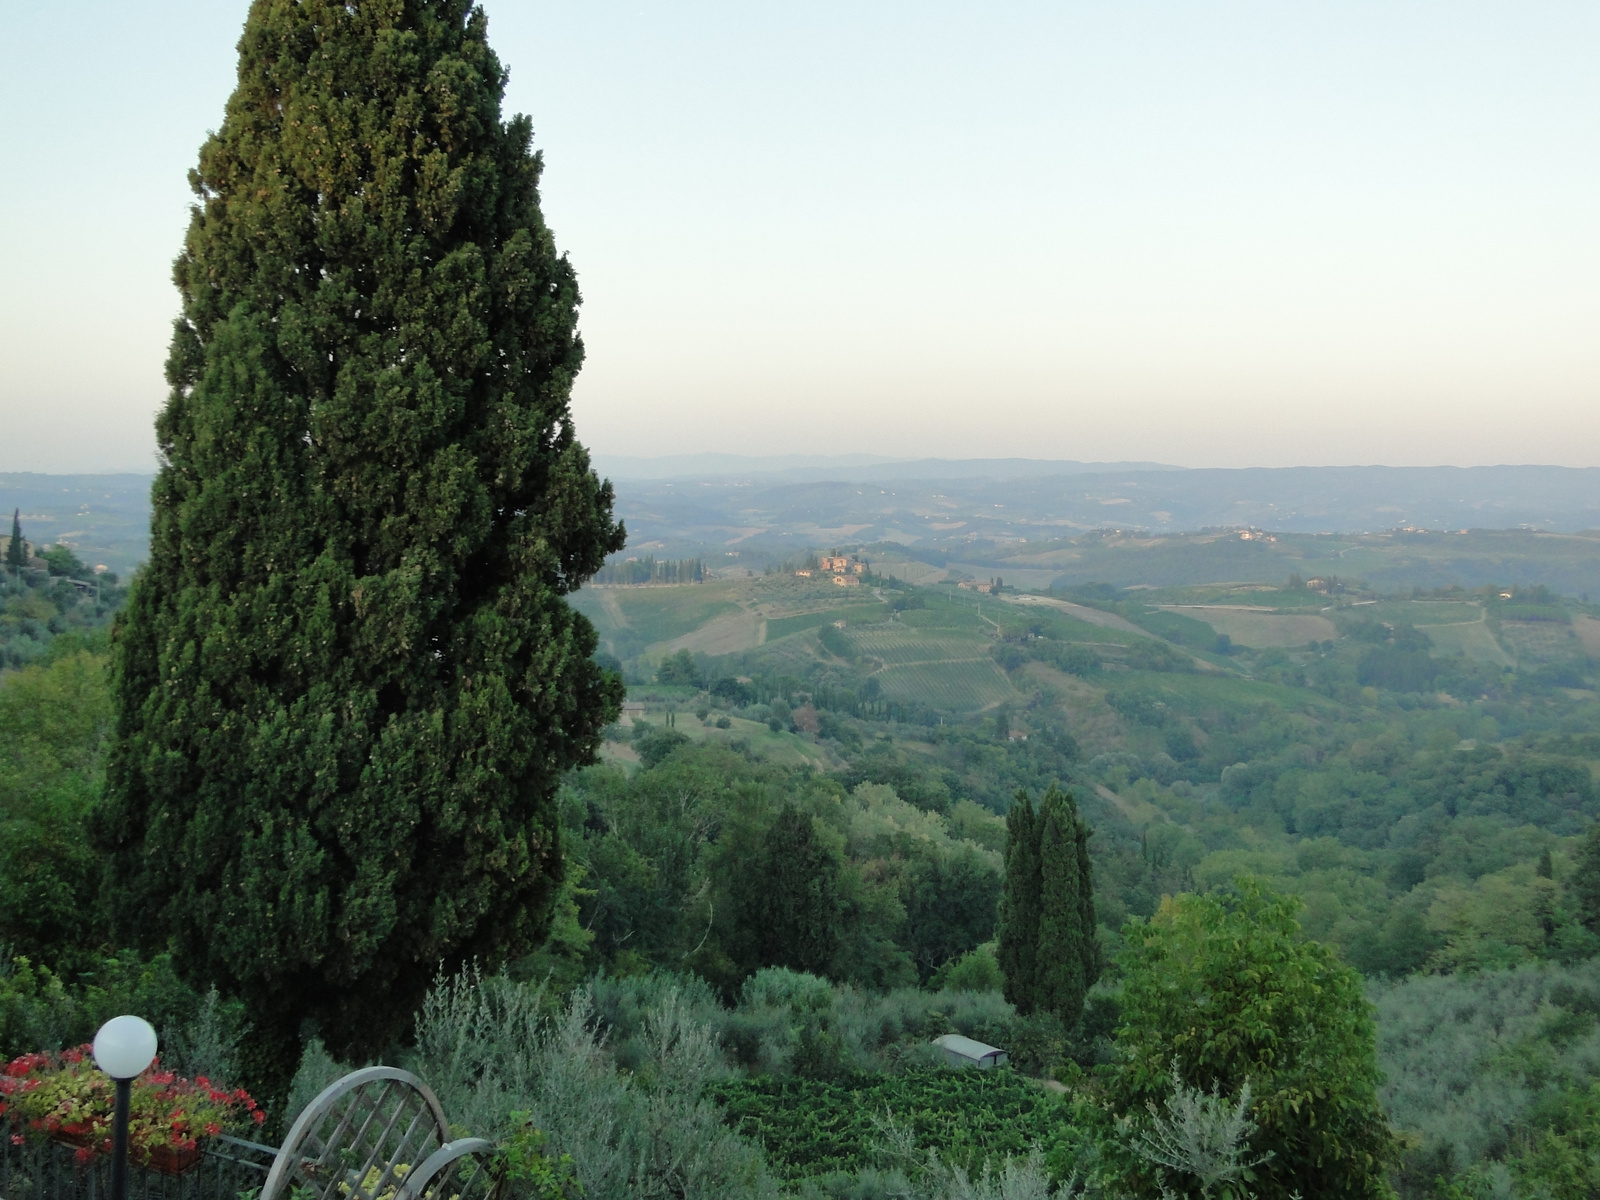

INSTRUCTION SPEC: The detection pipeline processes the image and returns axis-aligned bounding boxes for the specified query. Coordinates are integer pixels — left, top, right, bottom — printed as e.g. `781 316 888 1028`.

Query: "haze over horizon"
3 1 1597 473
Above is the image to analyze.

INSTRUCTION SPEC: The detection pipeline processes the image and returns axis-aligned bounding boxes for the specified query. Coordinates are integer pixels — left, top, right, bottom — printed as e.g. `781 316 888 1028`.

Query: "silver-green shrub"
407 968 779 1200
1371 957 1600 1185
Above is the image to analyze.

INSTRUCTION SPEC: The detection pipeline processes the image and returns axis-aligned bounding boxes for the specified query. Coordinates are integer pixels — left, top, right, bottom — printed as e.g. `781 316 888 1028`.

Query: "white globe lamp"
93 1015 158 1080
93 1014 158 1200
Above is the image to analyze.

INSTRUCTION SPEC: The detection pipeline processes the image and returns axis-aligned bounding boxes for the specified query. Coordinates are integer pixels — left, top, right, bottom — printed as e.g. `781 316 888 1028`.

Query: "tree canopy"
1108 879 1397 1200
97 0 622 1097
998 785 1098 1025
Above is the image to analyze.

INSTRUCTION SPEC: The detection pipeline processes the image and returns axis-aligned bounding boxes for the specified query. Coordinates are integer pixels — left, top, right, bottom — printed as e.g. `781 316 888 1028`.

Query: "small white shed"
932 1034 1008 1070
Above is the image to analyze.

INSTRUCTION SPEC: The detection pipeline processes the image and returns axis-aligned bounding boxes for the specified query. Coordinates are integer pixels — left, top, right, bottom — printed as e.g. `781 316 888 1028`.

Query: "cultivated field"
1497 618 1584 666
874 657 1019 711
1421 617 1515 667
1575 615 1600 657
1159 606 1339 648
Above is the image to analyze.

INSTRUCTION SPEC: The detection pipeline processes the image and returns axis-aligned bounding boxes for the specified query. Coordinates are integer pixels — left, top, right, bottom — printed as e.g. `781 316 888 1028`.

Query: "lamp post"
93 1015 158 1200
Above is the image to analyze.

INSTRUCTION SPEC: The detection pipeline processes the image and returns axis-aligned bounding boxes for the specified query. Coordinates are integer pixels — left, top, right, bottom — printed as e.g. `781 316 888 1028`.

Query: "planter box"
137 1143 204 1176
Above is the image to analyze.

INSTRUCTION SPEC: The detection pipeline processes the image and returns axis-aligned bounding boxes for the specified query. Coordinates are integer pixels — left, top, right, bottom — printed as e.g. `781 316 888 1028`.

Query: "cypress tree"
997 790 1041 1014
757 806 842 975
98 0 623 1101
1576 821 1600 932
1074 800 1101 988
1035 785 1099 1027
5 510 23 576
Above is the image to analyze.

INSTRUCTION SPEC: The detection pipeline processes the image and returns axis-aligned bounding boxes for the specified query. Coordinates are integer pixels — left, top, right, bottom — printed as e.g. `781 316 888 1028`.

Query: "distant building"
833 574 860 587
957 579 983 591
833 619 848 629
822 555 853 572
794 569 813 578
932 1034 1008 1070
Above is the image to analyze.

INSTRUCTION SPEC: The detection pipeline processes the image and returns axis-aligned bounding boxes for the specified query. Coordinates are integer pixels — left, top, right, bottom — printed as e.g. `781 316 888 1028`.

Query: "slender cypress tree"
1074 800 1101 988
1576 821 1600 932
98 0 623 1100
1036 785 1098 1026
5 510 23 578
997 790 1042 1013
757 806 842 975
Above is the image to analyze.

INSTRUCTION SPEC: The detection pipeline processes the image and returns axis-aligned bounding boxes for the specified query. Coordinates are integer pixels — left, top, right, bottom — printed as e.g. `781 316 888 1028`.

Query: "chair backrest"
396 1137 499 1200
260 1067 452 1200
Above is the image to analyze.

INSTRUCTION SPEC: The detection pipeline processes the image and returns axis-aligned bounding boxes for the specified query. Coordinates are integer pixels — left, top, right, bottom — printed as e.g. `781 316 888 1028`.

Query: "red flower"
252 1110 266 1125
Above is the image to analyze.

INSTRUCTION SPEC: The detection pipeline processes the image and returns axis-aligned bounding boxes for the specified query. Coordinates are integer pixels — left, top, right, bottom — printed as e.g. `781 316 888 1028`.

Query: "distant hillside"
605 463 1600 551
7 461 1597 585
0 473 154 577
592 453 1174 482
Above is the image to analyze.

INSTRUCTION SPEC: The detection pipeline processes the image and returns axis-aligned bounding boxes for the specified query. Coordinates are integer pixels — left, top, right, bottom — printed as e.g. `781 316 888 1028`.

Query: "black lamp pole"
93 1013 156 1200
110 1076 132 1200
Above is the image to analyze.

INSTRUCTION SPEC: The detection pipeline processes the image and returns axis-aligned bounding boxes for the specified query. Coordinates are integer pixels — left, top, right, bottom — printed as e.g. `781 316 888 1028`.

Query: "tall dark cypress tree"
98 0 623 1098
757 807 842 975
997 790 1042 1014
5 510 23 576
1036 785 1098 1026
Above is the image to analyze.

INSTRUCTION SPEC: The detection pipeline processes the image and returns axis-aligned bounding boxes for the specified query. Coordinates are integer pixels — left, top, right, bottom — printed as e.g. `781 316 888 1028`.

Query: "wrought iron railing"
0 1067 501 1200
0 1131 276 1200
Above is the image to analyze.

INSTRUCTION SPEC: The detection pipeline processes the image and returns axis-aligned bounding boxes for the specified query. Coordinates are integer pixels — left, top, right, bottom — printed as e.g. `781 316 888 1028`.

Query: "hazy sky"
2 2 1597 472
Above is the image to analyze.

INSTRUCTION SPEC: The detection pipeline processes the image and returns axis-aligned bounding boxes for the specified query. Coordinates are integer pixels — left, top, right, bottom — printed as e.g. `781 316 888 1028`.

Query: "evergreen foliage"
5 510 23 574
1035 785 1099 1026
756 807 842 975
998 786 1097 1025
1575 822 1600 934
97 0 622 1096
997 793 1040 1013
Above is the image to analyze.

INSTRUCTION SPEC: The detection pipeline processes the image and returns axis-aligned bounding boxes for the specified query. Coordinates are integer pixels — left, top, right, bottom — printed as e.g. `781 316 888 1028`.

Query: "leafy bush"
1103 879 1396 1200
0 953 233 1069
930 944 1003 993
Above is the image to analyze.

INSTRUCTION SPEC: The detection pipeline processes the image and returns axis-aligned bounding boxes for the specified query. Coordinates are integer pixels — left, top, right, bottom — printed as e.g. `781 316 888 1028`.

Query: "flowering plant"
0 1045 265 1166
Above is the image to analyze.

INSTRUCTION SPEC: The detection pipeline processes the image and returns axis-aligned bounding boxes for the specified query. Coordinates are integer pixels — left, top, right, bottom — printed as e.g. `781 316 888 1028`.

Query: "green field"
1159 605 1338 648
765 603 887 642
1418 617 1514 666
876 658 1019 711
850 628 990 666
569 582 745 659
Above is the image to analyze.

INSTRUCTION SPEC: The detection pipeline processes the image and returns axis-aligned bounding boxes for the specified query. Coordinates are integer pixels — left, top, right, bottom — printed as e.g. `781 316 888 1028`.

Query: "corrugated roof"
932 1033 1005 1060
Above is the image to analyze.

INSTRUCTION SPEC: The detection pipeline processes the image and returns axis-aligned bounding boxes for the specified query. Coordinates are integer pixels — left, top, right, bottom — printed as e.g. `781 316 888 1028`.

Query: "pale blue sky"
2 2 1597 471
